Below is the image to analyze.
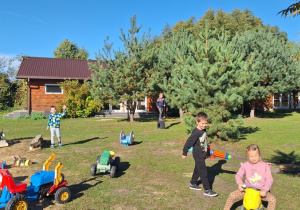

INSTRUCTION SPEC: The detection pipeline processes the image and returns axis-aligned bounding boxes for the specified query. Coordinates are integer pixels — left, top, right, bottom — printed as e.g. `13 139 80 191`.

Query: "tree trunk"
128 101 136 122
179 108 184 122
250 102 255 118
129 111 134 122
292 91 297 111
241 104 244 117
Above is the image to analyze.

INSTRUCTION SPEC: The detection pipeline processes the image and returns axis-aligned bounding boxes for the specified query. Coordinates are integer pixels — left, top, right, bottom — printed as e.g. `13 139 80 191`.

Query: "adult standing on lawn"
46 105 66 148
156 92 166 120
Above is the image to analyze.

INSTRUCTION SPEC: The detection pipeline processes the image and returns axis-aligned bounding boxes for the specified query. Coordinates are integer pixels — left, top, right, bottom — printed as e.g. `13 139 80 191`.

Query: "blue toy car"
120 131 134 146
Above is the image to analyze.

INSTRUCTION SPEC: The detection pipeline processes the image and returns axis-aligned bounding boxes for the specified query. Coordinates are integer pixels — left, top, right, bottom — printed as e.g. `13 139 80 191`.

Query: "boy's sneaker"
189 184 202 190
50 144 55 148
204 189 218 197
58 142 62 147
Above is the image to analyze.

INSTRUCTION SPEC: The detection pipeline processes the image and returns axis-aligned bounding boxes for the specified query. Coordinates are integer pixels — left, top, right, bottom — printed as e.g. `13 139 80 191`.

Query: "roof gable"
16 57 96 80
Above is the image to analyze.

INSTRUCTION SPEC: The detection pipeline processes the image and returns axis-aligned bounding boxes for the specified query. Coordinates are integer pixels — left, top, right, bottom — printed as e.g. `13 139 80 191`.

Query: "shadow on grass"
206 160 236 189
28 178 103 209
63 137 108 146
256 110 296 118
231 199 243 210
115 161 131 178
165 122 181 129
118 117 158 122
269 150 300 176
238 126 260 140
69 177 103 200
132 141 142 146
8 136 35 146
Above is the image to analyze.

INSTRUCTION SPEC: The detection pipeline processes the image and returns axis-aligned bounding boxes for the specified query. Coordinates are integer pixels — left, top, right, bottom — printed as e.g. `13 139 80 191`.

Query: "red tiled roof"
16 57 97 80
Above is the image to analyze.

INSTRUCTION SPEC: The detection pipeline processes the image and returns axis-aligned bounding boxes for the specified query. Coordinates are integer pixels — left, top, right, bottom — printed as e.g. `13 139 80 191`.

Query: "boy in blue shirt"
182 112 218 197
46 105 66 148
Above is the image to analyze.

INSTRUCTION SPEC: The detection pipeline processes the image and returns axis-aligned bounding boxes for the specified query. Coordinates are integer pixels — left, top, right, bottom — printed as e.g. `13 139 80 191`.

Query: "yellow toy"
13 155 32 167
242 185 263 210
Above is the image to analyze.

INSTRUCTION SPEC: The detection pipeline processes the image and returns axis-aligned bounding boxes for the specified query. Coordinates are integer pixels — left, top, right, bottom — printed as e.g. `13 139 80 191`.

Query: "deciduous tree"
53 39 89 59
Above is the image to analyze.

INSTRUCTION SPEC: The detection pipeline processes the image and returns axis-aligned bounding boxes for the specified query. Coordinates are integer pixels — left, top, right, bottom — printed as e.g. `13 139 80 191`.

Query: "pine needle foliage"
89 15 155 122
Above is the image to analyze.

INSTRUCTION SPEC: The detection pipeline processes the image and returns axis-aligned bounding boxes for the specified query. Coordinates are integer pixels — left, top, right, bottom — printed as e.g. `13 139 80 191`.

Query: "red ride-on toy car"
0 153 71 210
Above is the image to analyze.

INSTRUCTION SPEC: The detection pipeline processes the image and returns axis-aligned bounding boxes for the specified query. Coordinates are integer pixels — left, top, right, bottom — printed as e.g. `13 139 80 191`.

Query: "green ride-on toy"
90 150 120 178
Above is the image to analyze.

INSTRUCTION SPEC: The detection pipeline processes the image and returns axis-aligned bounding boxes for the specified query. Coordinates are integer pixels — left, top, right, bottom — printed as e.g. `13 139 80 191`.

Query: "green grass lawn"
0 111 299 209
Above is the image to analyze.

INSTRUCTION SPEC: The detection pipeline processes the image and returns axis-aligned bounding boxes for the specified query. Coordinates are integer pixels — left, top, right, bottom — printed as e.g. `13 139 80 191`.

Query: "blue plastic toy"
0 161 6 169
120 131 134 146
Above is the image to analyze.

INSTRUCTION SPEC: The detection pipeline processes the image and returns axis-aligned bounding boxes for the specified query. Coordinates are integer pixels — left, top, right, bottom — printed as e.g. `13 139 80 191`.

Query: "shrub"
58 80 103 118
18 115 29 120
29 112 45 120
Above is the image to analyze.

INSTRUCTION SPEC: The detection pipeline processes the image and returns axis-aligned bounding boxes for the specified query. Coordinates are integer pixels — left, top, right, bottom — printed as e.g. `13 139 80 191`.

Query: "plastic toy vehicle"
241 185 263 210
0 153 71 210
0 129 8 147
12 155 32 167
189 146 232 160
90 150 120 178
0 161 6 169
120 131 134 146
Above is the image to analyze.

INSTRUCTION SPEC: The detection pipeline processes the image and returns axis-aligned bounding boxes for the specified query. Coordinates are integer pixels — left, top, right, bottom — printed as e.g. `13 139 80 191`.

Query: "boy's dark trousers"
191 158 210 190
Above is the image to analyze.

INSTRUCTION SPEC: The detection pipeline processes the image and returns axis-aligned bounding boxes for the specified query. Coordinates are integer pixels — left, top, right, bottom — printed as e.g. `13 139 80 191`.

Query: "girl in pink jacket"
224 144 276 210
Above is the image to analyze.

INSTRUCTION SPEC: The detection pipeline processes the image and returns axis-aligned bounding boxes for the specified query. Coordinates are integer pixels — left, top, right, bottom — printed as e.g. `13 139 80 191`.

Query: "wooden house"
16 57 157 117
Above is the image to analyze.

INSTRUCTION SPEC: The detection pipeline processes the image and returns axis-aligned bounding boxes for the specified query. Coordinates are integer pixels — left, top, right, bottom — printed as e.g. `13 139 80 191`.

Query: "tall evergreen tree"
89 15 154 122
161 23 172 40
278 1 300 17
158 25 244 140
53 39 89 59
232 29 299 117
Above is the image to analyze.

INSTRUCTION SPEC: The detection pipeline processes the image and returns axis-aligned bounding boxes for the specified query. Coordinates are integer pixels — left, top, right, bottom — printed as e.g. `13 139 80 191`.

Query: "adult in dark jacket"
156 92 166 120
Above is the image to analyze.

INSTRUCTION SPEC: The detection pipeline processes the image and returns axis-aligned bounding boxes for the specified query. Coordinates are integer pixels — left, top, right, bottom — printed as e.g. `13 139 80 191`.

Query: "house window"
45 84 63 94
273 94 280 107
136 95 146 111
111 104 120 111
281 94 288 107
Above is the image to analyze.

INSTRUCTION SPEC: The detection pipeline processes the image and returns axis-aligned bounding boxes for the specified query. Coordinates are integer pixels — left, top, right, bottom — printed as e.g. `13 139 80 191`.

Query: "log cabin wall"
147 94 158 112
29 79 65 112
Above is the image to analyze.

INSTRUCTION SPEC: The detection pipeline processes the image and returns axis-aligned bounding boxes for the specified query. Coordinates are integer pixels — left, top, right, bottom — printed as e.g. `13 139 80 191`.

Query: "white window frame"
103 96 147 113
110 103 123 112
45 84 63 94
273 93 290 109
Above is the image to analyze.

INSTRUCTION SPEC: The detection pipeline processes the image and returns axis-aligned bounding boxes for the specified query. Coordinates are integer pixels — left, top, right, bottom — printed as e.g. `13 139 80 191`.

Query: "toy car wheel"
110 165 117 178
114 157 121 170
6 194 29 210
55 187 71 204
90 164 97 176
240 206 245 210
96 155 101 164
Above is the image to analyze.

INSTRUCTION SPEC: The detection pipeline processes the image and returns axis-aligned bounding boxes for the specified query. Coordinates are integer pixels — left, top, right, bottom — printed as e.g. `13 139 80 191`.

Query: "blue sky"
0 0 299 61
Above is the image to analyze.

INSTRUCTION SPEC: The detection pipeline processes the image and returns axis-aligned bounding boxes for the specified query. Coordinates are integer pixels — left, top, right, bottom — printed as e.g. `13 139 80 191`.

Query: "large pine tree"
89 15 154 122
232 29 299 117
158 25 244 141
